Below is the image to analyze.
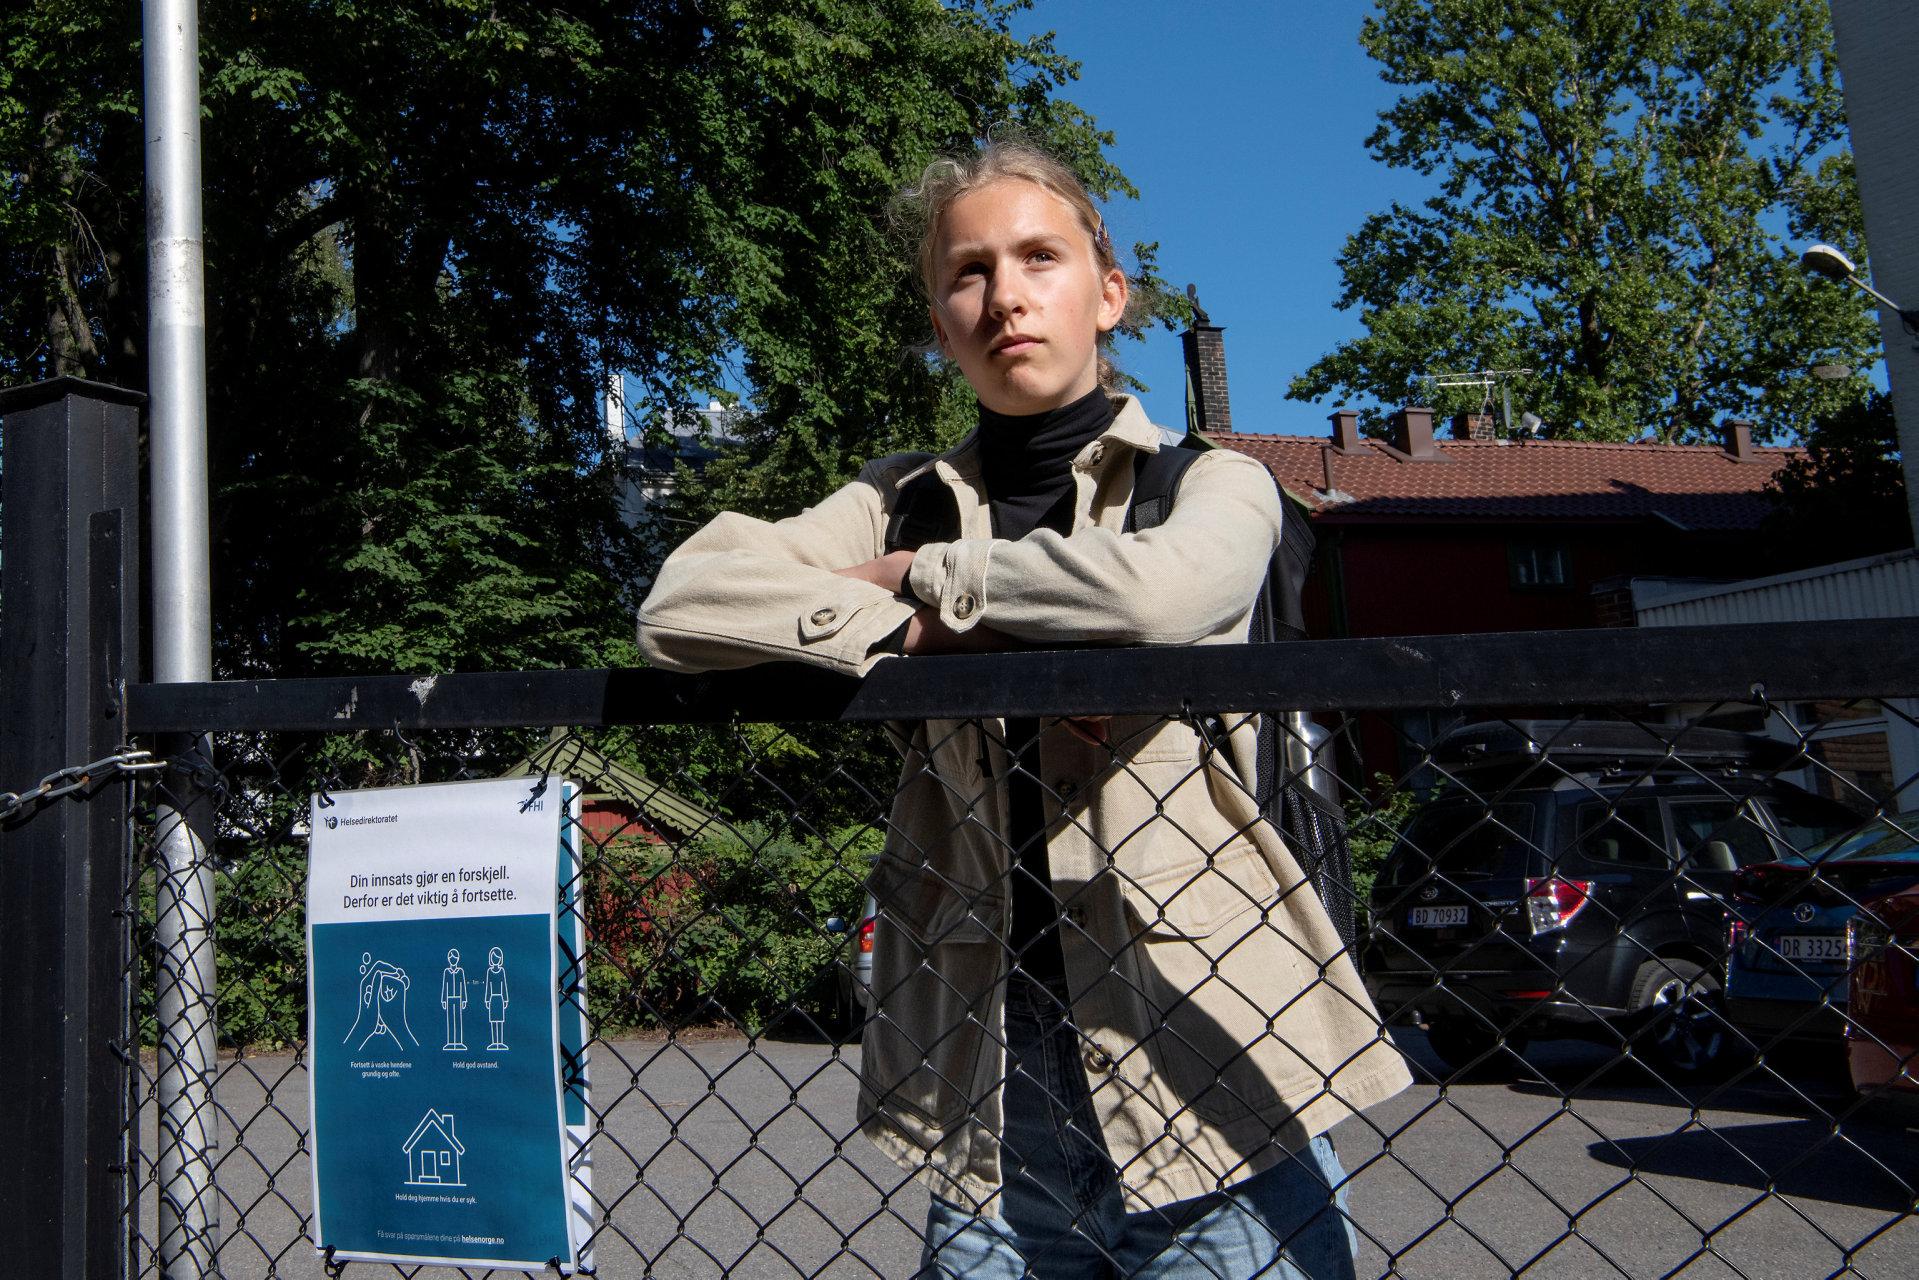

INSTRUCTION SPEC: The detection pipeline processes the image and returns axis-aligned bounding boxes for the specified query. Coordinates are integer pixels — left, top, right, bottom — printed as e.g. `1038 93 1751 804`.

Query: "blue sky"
1011 1 1422 437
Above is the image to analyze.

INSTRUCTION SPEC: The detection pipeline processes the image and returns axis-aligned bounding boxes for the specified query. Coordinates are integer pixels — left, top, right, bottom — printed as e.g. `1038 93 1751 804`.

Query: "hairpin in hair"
1094 219 1113 256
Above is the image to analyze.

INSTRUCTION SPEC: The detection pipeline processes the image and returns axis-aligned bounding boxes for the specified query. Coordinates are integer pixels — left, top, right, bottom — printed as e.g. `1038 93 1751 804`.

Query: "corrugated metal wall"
1636 550 1919 627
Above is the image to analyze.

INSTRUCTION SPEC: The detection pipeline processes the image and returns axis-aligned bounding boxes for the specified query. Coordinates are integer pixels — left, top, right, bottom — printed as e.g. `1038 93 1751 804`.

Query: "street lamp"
1799 243 1919 338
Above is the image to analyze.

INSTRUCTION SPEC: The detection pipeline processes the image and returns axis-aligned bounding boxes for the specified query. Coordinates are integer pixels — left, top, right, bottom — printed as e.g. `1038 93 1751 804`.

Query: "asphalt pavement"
139 1029 1918 1278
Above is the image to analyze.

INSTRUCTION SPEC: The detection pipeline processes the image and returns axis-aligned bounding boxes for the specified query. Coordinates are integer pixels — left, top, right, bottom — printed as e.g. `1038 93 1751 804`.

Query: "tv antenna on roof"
1420 368 1536 437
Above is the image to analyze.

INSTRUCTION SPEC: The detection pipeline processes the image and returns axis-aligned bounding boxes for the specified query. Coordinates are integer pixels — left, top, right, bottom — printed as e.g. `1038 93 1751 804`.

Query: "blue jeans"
919 973 1358 1279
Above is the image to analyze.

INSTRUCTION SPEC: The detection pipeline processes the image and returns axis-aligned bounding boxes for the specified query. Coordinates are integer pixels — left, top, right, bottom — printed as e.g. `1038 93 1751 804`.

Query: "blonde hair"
896 139 1134 390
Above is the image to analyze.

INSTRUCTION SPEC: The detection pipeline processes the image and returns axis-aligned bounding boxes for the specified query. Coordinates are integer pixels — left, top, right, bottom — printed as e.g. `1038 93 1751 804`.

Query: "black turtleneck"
974 386 1115 993
976 386 1115 542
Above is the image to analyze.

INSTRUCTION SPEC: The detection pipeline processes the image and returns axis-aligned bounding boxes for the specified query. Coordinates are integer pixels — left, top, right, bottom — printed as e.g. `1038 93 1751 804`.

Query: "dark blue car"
1724 817 1919 1049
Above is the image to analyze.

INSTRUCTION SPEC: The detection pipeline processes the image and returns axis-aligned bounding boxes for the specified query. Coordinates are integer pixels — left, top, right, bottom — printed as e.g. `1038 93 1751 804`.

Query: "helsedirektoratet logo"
326 812 399 830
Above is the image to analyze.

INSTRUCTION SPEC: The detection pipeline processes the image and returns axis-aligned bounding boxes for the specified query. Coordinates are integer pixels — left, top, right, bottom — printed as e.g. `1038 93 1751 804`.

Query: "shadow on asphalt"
1585 1116 1919 1212
1386 1028 1919 1212
1384 1023 1856 1109
1497 1037 1867 1120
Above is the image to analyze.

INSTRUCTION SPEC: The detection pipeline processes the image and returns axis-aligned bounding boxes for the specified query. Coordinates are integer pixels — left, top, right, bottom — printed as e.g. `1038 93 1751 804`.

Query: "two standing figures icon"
441 947 509 1052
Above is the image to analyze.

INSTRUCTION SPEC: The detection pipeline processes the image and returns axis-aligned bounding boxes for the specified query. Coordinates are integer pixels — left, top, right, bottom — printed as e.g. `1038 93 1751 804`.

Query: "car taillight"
857 917 875 955
1525 877 1592 935
1848 916 1889 967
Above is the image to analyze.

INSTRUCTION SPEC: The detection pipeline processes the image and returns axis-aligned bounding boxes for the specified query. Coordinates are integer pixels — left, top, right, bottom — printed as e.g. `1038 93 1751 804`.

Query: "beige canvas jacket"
636 395 1412 1211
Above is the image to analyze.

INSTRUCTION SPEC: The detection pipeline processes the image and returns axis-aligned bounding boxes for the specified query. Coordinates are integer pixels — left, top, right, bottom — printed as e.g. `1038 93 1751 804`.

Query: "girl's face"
929 179 1127 417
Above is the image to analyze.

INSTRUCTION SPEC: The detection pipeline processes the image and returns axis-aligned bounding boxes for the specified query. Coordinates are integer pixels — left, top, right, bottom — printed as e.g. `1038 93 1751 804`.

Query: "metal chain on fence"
0 747 165 825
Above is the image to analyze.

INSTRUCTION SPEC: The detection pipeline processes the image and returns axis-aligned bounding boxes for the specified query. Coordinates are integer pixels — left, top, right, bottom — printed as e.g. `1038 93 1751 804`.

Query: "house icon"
402 1108 466 1187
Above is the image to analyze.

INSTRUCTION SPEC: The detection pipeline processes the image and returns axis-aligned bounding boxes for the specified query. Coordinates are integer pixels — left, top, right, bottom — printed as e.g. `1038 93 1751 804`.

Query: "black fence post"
0 378 144 1280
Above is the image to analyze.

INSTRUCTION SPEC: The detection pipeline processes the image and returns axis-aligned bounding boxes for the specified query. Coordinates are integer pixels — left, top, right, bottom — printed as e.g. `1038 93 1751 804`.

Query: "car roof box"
1432 719 1801 773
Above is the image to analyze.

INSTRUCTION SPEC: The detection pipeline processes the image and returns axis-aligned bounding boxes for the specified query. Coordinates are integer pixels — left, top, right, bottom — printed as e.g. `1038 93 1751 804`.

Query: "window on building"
1509 541 1571 591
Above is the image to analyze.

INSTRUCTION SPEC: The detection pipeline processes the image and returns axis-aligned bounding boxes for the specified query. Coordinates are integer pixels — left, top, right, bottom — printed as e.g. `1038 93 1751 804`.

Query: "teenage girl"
637 140 1410 1279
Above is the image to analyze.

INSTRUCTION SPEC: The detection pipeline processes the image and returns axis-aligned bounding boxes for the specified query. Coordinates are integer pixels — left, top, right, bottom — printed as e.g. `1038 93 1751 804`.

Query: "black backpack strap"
1270 494 1315 642
883 470 958 553
1130 435 1357 952
1123 439 1205 535
1125 438 1299 644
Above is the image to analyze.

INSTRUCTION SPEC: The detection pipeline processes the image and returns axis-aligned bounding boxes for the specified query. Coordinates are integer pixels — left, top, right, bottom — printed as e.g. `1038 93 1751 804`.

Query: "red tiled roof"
1208 432 1800 531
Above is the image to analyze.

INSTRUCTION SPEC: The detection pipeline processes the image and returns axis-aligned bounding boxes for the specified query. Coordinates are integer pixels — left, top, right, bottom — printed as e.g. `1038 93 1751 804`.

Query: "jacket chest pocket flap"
1119 839 1280 940
867 853 1002 945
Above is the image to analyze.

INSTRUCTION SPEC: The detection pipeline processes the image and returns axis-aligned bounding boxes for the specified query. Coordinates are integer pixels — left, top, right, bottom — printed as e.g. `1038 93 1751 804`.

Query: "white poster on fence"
305 775 588 1272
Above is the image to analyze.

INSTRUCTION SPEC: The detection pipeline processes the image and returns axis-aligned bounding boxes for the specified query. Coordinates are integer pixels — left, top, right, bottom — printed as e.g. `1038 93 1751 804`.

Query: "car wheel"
1425 1018 1525 1078
1630 958 1737 1082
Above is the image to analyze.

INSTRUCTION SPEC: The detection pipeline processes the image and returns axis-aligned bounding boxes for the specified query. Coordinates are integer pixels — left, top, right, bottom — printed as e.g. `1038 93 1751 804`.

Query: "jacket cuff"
907 539 994 633
798 591 920 675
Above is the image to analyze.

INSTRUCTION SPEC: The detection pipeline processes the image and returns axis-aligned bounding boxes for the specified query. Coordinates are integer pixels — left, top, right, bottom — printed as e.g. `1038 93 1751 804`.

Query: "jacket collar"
894 393 1163 490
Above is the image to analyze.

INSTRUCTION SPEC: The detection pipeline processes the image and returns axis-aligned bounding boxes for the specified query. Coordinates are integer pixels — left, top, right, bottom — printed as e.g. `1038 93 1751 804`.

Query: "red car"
1845 882 1919 1120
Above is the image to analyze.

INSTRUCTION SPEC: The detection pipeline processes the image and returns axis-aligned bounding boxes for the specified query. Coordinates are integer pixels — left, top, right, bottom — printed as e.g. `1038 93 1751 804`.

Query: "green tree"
2 0 1159 677
1289 0 1882 442
661 9 1185 527
0 1 144 380
1762 392 1909 568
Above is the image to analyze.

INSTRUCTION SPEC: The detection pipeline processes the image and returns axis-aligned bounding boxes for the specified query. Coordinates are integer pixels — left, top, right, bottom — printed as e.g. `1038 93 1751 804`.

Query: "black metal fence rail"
124 620 1919 733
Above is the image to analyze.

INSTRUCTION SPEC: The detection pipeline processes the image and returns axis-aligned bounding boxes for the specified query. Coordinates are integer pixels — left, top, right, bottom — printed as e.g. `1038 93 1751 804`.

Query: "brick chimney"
1328 409 1363 452
1181 316 1233 434
1450 411 1497 441
1722 418 1757 462
1590 577 1638 628
1389 406 1441 459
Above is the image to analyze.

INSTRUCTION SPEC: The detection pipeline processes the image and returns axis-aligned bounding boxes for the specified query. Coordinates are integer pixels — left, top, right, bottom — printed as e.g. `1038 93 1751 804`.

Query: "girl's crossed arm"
636 458 924 676
903 448 1281 647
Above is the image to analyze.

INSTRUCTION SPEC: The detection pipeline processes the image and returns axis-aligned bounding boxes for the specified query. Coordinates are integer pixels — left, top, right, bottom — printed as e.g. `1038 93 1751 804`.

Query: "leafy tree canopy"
1289 0 1883 443
2 0 1168 677
1762 391 1909 568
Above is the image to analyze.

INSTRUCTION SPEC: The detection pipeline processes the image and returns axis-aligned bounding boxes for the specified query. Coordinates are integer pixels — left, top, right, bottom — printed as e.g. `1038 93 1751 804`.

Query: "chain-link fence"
96 632 1919 1278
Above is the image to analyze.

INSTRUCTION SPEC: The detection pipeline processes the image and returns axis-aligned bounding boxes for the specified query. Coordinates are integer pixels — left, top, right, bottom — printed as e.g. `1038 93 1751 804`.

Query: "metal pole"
143 0 218 1275
144 1 211 671
152 748 218 1280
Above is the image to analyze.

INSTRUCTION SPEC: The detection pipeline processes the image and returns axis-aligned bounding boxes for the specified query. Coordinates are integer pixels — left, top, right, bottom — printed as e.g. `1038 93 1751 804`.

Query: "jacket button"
1087 442 1106 466
1084 1043 1114 1073
953 593 977 619
1058 780 1078 800
810 607 836 627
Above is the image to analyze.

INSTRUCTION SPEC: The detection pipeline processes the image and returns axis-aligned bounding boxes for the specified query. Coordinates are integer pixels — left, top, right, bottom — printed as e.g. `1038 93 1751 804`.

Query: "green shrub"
586 820 878 1034
1345 773 1418 928
134 817 312 1051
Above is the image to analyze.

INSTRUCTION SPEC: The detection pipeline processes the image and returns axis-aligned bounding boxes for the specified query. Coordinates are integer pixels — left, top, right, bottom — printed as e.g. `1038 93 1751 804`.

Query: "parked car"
1363 719 1861 1079
1725 817 1919 1052
1845 880 1919 1122
828 893 878 1026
